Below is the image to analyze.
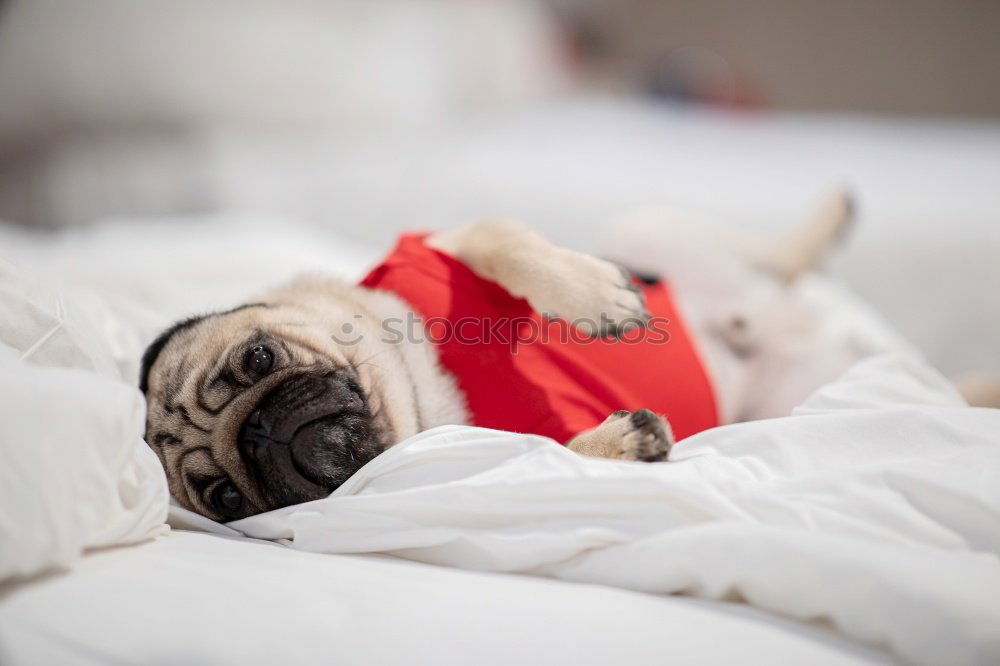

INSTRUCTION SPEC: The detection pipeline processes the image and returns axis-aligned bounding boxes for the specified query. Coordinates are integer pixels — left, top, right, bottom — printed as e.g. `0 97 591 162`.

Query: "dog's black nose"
235 370 381 510
241 373 363 450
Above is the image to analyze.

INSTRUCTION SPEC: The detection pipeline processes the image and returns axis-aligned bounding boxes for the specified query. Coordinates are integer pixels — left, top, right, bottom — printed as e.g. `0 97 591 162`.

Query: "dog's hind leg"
602 188 855 286
749 189 855 283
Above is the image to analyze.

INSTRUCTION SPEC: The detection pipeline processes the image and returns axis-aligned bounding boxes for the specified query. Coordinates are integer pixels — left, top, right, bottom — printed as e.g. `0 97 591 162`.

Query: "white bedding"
1 203 997 663
0 530 892 666
0 258 167 581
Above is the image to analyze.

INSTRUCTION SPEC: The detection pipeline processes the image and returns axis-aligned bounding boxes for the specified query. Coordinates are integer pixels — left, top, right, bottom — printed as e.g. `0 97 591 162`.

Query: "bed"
0 530 893 665
2 100 999 665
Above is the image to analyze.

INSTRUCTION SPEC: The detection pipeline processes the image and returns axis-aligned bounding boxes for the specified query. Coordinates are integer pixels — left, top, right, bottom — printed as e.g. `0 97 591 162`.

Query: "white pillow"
0 259 168 582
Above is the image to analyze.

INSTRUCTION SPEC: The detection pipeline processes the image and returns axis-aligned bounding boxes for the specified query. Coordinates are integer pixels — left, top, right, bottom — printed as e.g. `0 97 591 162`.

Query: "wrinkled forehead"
143 304 272 398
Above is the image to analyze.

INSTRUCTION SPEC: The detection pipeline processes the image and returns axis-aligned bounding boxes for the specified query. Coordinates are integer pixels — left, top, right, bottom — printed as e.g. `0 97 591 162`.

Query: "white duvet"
219 354 1000 666
0 257 168 581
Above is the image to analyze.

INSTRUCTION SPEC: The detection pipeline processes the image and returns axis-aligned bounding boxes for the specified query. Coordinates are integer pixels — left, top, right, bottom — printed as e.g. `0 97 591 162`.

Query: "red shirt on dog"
361 234 719 443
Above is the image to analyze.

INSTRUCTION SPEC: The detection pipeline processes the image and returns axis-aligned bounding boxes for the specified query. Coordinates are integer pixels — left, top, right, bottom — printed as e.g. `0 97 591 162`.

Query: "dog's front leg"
427 220 649 337
566 409 673 462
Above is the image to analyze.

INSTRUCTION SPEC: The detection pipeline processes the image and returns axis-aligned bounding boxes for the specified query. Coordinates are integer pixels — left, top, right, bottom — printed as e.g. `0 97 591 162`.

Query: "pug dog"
141 191 860 522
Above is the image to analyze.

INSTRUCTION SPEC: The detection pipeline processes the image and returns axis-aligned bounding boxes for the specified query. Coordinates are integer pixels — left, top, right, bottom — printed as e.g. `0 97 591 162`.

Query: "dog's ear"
754 189 855 284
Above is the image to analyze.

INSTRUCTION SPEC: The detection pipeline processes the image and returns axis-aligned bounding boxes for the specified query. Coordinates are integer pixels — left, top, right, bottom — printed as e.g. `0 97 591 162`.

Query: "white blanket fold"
0 258 168 582
230 355 1000 665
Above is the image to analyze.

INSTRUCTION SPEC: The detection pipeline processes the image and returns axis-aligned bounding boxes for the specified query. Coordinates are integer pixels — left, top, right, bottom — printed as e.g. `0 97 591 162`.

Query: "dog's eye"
244 345 274 378
212 481 244 517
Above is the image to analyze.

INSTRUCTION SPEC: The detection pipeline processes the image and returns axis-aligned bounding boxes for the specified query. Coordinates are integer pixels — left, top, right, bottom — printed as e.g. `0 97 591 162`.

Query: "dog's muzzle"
238 371 382 508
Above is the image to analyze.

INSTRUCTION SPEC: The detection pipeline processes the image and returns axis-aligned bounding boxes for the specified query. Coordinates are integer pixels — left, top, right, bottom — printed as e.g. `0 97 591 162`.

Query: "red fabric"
360 234 719 442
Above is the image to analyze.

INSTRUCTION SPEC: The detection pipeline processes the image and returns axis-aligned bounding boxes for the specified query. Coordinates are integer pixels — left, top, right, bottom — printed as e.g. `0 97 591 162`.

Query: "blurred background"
0 0 997 376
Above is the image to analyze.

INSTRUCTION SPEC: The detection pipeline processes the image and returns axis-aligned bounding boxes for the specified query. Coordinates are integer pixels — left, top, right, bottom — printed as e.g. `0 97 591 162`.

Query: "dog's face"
141 289 409 522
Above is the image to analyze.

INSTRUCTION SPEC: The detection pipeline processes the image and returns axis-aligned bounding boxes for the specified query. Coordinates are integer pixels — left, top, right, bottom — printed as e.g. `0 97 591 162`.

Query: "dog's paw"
619 409 673 462
527 248 648 338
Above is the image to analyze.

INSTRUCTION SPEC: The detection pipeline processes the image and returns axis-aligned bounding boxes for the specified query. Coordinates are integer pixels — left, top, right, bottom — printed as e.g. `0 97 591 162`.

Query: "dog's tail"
752 189 855 283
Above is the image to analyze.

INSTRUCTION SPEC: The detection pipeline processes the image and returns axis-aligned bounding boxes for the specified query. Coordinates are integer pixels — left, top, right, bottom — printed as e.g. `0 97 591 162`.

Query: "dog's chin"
238 371 385 509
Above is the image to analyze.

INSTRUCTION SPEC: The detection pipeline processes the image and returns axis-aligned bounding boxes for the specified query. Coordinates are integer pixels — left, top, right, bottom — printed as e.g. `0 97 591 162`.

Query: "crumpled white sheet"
0 348 169 581
229 354 1000 666
0 258 168 582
